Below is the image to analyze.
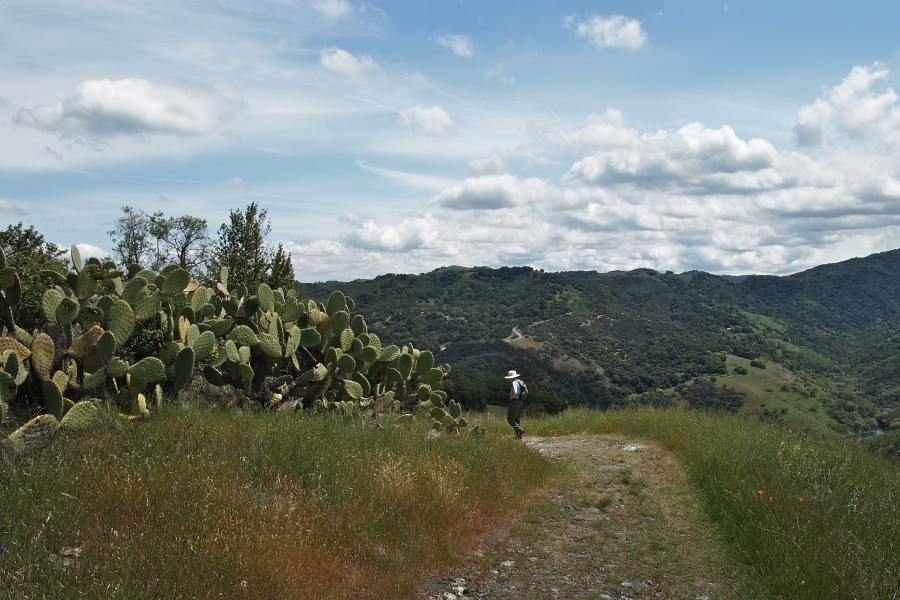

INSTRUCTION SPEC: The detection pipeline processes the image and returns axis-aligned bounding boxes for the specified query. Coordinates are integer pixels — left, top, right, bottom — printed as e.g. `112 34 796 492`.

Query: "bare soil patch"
414 434 751 600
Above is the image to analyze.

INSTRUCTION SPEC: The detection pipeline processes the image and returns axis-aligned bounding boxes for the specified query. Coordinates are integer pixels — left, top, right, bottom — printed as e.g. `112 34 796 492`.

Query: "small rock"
596 463 631 471
500 560 515 568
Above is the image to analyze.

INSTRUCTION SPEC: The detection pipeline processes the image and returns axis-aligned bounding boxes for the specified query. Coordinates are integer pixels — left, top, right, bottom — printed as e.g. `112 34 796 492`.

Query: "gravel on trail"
414 434 749 600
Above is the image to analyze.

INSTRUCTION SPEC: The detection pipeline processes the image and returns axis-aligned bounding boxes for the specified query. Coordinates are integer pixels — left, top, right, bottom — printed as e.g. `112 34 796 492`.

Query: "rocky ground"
414 434 752 600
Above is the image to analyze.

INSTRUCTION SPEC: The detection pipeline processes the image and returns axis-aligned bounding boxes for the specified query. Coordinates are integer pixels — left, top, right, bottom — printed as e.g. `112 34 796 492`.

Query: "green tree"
208 202 295 289
0 222 67 332
268 242 295 291
109 206 210 273
148 213 210 273
108 206 157 268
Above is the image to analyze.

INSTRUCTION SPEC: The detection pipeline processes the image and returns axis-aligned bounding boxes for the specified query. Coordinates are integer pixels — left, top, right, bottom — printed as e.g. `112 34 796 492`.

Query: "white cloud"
541 109 640 153
226 177 245 187
74 243 109 261
312 0 354 18
564 15 648 50
341 214 440 251
431 174 564 210
469 151 506 175
0 199 27 216
565 122 780 192
437 34 475 58
486 64 515 85
398 105 457 137
794 63 900 148
15 78 239 140
320 47 384 83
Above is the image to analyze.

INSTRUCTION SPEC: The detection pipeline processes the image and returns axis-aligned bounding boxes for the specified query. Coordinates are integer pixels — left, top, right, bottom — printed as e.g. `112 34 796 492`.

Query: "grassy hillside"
3 405 898 599
298 250 900 435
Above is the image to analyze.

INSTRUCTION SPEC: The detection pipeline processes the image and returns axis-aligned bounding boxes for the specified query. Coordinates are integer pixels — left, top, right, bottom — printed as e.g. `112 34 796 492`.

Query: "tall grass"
531 407 900 600
0 408 552 599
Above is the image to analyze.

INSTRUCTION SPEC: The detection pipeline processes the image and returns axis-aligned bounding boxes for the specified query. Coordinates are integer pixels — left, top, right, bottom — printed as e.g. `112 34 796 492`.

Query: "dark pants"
507 397 525 437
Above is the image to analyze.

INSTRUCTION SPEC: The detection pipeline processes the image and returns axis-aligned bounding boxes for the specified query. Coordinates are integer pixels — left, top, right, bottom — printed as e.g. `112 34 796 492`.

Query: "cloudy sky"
3 1 900 281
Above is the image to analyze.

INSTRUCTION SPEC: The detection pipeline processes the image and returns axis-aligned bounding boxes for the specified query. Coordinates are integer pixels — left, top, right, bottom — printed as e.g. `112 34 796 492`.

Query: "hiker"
505 369 528 439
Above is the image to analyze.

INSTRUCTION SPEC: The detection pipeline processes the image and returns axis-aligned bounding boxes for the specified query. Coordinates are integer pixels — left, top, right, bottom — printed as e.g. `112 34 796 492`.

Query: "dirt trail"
415 434 749 600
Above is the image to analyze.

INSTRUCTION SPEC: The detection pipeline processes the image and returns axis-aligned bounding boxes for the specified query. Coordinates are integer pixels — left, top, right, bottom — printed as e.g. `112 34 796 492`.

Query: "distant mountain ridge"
297 249 900 434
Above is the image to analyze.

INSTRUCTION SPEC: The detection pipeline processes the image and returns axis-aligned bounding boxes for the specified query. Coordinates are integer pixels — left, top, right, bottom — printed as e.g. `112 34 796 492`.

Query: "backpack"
517 381 529 402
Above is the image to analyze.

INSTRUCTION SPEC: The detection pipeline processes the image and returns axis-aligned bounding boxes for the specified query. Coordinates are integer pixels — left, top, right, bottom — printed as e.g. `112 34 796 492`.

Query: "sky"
3 1 900 282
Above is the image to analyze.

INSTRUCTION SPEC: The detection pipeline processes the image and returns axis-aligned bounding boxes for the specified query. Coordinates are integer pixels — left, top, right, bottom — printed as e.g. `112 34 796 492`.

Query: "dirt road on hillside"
415 434 752 600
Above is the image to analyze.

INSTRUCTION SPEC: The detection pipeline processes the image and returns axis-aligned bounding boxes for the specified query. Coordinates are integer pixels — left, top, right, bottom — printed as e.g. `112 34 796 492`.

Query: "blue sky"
3 1 900 281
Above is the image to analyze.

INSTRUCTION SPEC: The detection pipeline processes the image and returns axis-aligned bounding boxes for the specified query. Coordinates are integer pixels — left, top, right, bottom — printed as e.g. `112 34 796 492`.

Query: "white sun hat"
504 370 521 379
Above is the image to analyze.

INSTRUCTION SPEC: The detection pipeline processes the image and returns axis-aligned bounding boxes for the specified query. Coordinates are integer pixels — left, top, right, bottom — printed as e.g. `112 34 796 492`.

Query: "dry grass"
0 407 552 599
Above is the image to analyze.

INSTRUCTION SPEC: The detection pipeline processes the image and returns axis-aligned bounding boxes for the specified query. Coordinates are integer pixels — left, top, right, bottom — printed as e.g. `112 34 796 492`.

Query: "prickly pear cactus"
0 243 467 434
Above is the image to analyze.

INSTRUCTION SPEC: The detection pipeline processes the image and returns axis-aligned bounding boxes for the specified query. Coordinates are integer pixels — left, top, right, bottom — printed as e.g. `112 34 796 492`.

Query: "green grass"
720 354 838 434
5 403 897 599
528 407 900 600
0 407 552 599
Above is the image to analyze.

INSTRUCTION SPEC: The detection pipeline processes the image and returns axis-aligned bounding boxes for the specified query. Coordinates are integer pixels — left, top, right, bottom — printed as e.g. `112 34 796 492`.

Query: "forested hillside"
298 249 900 435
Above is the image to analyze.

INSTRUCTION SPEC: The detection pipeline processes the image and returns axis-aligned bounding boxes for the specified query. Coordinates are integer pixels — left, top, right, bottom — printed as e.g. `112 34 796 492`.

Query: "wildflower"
757 490 764 495
769 496 774 503
798 497 804 502
0 546 7 553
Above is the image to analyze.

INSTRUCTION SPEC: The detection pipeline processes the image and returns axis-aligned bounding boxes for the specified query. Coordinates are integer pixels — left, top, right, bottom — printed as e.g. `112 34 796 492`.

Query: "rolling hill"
297 249 900 435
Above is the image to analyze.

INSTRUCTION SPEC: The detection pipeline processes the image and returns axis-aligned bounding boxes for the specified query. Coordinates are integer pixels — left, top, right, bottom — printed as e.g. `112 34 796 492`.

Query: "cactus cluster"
189 274 456 424
0 244 470 450
0 245 178 425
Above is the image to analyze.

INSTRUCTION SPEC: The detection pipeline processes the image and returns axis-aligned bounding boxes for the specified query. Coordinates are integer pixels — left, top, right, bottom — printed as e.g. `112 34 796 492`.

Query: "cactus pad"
326 291 347 316
0 336 31 361
30 333 55 381
415 350 435 376
339 328 354 352
337 353 357 374
8 414 59 454
229 325 260 347
421 368 445 387
299 327 321 348
398 353 413 379
43 379 64 419
59 400 98 430
206 317 233 337
54 297 78 327
77 306 104 329
128 357 165 383
161 268 190 296
191 331 216 362
342 379 363 399
173 347 194 392
75 268 98 300
41 288 63 323
378 345 401 363
258 332 283 359
83 369 107 390
359 346 378 363
69 325 104 359
331 310 350 333
257 283 275 314
0 370 15 403
107 299 135 347
203 365 227 386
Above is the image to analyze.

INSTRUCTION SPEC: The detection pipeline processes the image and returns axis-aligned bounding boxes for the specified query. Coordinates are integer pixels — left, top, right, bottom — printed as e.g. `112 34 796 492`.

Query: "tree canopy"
207 202 295 290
